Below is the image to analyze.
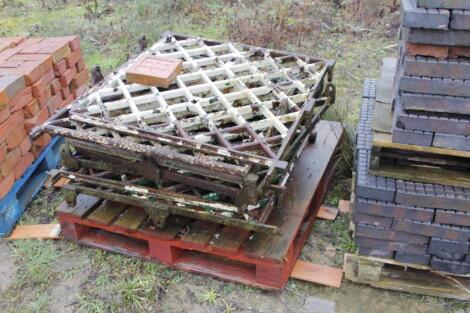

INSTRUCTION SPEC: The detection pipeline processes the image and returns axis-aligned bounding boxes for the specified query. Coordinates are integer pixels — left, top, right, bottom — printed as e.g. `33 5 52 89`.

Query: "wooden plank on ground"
290 260 343 288
7 224 61 240
317 206 339 221
113 207 147 230
87 201 128 225
53 177 71 188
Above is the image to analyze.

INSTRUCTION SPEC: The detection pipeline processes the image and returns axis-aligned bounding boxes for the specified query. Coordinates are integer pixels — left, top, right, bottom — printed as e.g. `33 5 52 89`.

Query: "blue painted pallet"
0 136 64 237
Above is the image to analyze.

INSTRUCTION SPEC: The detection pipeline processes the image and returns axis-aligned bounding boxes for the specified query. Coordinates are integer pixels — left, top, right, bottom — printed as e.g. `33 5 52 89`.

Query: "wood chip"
317 206 339 221
338 200 351 213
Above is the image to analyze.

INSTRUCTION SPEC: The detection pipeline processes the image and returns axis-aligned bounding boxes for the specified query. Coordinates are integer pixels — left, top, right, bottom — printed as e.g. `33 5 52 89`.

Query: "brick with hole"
0 111 24 143
23 99 40 118
0 147 20 177
0 172 15 198
19 136 31 156
70 68 89 89
5 124 26 151
24 106 49 133
13 152 34 179
9 86 33 112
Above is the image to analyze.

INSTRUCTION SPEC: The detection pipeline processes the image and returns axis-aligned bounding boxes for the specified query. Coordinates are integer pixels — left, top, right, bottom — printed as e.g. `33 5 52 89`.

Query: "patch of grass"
13 240 62 284
25 292 49 313
200 288 218 305
77 294 107 313
116 276 154 312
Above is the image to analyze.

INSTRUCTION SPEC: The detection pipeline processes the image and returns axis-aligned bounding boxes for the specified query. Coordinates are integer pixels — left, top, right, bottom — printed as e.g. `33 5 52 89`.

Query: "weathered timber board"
243 120 343 261
403 56 470 80
344 253 470 301
400 93 470 116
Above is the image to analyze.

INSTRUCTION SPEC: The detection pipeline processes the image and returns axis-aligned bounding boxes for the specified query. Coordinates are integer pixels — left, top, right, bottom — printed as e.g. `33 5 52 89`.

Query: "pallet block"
56 121 343 290
344 253 470 300
0 136 64 237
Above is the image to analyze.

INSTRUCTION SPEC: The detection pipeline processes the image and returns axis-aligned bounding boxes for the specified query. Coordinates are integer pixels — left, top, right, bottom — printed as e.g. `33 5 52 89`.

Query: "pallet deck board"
243 121 343 261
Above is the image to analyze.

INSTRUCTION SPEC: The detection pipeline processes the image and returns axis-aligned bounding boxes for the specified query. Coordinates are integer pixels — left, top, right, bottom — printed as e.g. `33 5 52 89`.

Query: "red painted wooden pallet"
56 121 343 290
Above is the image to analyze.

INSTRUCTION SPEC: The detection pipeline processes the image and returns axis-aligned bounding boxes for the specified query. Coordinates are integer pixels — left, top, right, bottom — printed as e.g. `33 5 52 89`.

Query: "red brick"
405 43 449 59
36 91 47 108
50 78 61 96
76 56 86 72
0 75 26 108
5 124 26 151
0 108 11 124
61 86 71 100
0 111 24 143
32 69 55 98
46 94 62 115
31 133 51 158
45 84 52 100
0 143 7 160
71 84 87 99
62 94 74 107
65 50 81 68
0 172 15 198
0 37 24 53
9 87 33 112
13 152 34 179
449 47 470 58
0 147 20 177
23 99 40 118
54 59 67 76
59 66 77 87
24 106 49 132
8 53 53 64
19 136 31 155
46 36 80 51
70 68 89 89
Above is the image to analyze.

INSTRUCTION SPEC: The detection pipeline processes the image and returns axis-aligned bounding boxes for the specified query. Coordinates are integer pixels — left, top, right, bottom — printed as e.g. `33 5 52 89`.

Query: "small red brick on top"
0 75 26 108
13 152 34 179
46 94 62 116
71 68 89 89
9 86 33 113
23 99 40 118
54 59 67 76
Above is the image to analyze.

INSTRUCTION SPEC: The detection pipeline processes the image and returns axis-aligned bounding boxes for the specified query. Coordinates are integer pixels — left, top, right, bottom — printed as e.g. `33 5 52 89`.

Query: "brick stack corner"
0 36 88 198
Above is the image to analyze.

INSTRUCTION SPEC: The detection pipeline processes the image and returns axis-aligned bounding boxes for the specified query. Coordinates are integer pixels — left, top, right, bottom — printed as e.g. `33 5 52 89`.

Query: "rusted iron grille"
46 34 334 231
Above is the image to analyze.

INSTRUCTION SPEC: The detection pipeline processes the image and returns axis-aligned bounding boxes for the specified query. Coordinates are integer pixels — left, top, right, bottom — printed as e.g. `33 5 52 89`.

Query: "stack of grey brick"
393 0 470 150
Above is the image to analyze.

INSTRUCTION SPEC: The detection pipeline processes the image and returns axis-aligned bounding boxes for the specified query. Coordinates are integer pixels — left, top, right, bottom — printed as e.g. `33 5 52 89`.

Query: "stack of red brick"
0 36 88 198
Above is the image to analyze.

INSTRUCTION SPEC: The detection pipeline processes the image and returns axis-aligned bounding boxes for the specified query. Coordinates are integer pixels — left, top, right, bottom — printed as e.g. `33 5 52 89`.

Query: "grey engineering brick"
428 238 469 260
403 56 470 80
392 126 433 147
417 0 470 10
363 79 377 99
401 93 470 116
395 252 431 265
358 246 394 259
354 213 393 228
396 180 470 211
433 133 470 152
395 99 470 137
356 223 430 245
402 0 450 30
355 198 434 222
451 10 470 30
355 236 428 254
435 209 470 227
399 76 470 98
431 257 470 275
393 218 470 241
406 27 470 46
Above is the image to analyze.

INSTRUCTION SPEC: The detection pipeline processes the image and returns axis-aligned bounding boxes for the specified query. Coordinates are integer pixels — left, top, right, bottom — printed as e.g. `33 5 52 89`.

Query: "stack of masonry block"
353 0 470 275
0 36 88 198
